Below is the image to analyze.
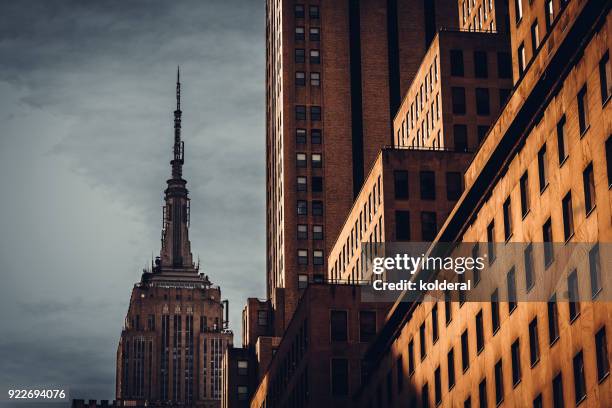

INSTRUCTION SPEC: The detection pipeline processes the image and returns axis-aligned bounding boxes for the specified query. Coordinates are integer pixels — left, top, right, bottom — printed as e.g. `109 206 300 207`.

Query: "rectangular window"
296 105 306 120
450 49 464 76
494 359 503 404
478 379 487 408
596 327 610 381
448 348 456 390
524 243 535 291
573 351 586 403
432 304 439 343
590 244 602 298
312 176 323 192
297 224 307 240
545 0 554 29
330 311 348 342
408 339 415 375
461 329 469 371
511 340 521 385
434 366 442 405
421 211 437 241
295 71 305 85
295 48 305 63
548 294 560 344
507 267 517 313
359 310 376 342
600 51 611 104
295 4 305 18
237 360 248 376
543 218 553 266
310 72 320 86
296 152 307 167
538 144 548 191
520 171 530 216
497 52 512 78
583 163 596 214
553 372 564 408
298 274 308 289
397 356 404 393
310 105 321 121
474 51 488 78
557 116 567 164
297 176 307 191
312 200 323 215
297 249 308 265
464 397 471 408
422 383 429 408
396 211 410 241
503 197 513 240
475 88 490 115
237 386 248 400
491 289 500 333
296 128 306 144
446 172 463 200
487 221 496 263
311 153 322 168
258 310 267 326
518 43 526 75
534 394 543 408
313 250 323 265
478 125 489 144
297 200 307 215
311 129 322 144
568 269 580 321
420 322 427 360
313 225 323 240
529 318 540 366
452 87 466 115
531 20 540 52
476 310 484 353
420 171 436 200
453 124 468 152
578 85 589 134
444 291 452 326
309 5 319 19
309 27 320 41
295 26 305 40
331 359 348 396
309 49 320 64
562 192 574 241
394 170 409 199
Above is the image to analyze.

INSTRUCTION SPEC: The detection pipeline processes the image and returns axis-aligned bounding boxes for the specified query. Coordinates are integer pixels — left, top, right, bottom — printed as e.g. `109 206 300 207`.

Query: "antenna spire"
176 66 181 111
171 66 183 180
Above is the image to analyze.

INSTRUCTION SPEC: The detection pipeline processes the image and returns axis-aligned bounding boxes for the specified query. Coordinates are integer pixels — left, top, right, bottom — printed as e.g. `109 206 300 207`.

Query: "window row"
296 176 323 192
294 26 320 42
294 4 319 20
297 224 323 240
450 50 512 79
451 86 510 116
295 71 320 86
297 200 323 216
394 170 463 201
295 105 321 121
296 152 322 167
402 57 439 134
297 249 324 266
395 210 438 242
296 128 322 144
295 48 320 64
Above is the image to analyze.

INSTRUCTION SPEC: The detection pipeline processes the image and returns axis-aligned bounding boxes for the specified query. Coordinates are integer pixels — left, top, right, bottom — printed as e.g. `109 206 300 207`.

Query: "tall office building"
116 72 233 408
265 0 459 330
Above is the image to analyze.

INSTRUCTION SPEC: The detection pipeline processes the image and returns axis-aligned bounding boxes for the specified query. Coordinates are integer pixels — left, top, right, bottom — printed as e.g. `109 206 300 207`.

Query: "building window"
420 322 427 360
543 218 553 266
331 359 348 396
520 171 530 216
477 125 489 144
396 210 410 241
434 366 442 405
577 85 589 134
562 192 574 241
545 0 554 29
309 5 320 19
297 249 308 265
237 385 248 400
548 294 560 344
538 144 548 192
295 48 305 63
452 87 466 114
556 116 568 164
421 211 437 241
397 356 404 393
432 304 439 343
448 348 456 390
583 163 595 214
595 327 610 381
507 267 517 312
420 171 436 200
464 397 471 408
295 71 305 86
607 136 612 186
296 128 307 144
359 311 376 342
487 221 496 263
309 27 320 41
529 318 540 366
494 359 504 404
476 310 484 353
309 49 320 64
295 4 305 18
313 225 323 240
461 329 469 372
503 197 512 240
511 340 521 386
453 124 468 152
600 52 611 104
394 170 409 199
297 200 307 215
296 152 307 167
491 289 500 333
499 88 511 107
295 26 305 40
476 88 490 115
331 310 348 342
237 360 248 376
297 224 307 239
310 105 321 121
478 379 487 408
474 51 488 78
568 269 580 321
450 49 464 76
312 200 323 215
531 20 540 52
422 383 429 408
515 0 523 23
311 128 322 144
444 292 452 325
312 176 323 192
408 339 415 375
524 243 535 291
497 52 512 78
297 176 307 191
313 250 323 265
298 274 308 289
518 43 526 75
553 372 564 408
590 244 602 298
446 172 463 200
296 105 306 120
258 310 267 326
573 351 587 403
310 72 320 86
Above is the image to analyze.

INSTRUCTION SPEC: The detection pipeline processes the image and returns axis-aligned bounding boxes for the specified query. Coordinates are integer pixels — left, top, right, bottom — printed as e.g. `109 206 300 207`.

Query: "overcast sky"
0 0 265 401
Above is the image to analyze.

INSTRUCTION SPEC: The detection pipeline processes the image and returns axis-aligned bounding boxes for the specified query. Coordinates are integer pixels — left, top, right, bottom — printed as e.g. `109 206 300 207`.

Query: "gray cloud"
0 0 265 401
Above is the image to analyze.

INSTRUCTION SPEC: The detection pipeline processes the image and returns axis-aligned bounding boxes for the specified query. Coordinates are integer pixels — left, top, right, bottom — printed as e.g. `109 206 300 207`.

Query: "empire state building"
116 70 233 407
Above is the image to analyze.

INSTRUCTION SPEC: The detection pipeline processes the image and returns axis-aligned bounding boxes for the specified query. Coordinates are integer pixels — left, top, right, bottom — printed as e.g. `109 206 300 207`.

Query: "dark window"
515 0 523 22
295 48 305 63
422 383 429 408
408 339 415 375
475 88 490 115
545 0 554 29
309 5 319 19
491 289 500 334
476 310 484 353
497 52 512 78
518 43 526 75
487 221 496 263
562 192 574 241
583 163 596 214
552 372 564 408
309 27 320 41
450 49 464 76
499 88 511 107
444 292 452 325
446 172 463 200
578 85 590 135
297 200 307 215
478 379 487 408
524 243 535 291
295 4 305 18
394 171 409 199
331 359 348 396
461 329 469 371
420 171 436 200
312 176 323 192
296 128 306 144
599 51 611 104
420 322 427 360
430 304 439 344
313 249 323 265
568 269 580 321
607 136 612 186
478 125 489 144
330 311 348 342
452 87 466 115
548 294 560 344
590 244 602 298
465 397 471 408
310 72 320 86
296 105 306 120
454 124 468 152
531 20 540 52
596 327 610 381
258 310 267 326
503 197 513 240
295 71 305 85
533 394 543 408
494 359 504 404
313 225 323 240
297 249 308 265
237 360 248 376
297 224 307 240
359 311 376 342
311 153 322 168
148 314 155 331
434 366 442 406
474 51 488 78
507 267 517 312
310 105 321 121
511 340 521 385
529 318 540 366
543 218 554 267
421 211 437 241
520 171 530 216
295 27 305 41
312 200 323 215
396 211 411 241
297 176 307 191
557 116 567 164
573 351 586 403
311 129 322 144
397 356 404 393
447 348 456 390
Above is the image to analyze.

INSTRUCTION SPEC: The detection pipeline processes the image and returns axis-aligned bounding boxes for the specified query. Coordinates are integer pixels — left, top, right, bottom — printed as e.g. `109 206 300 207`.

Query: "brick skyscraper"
116 70 233 408
265 0 461 330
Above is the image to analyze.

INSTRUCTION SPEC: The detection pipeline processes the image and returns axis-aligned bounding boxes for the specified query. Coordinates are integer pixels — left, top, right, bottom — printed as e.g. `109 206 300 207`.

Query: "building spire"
171 66 184 180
